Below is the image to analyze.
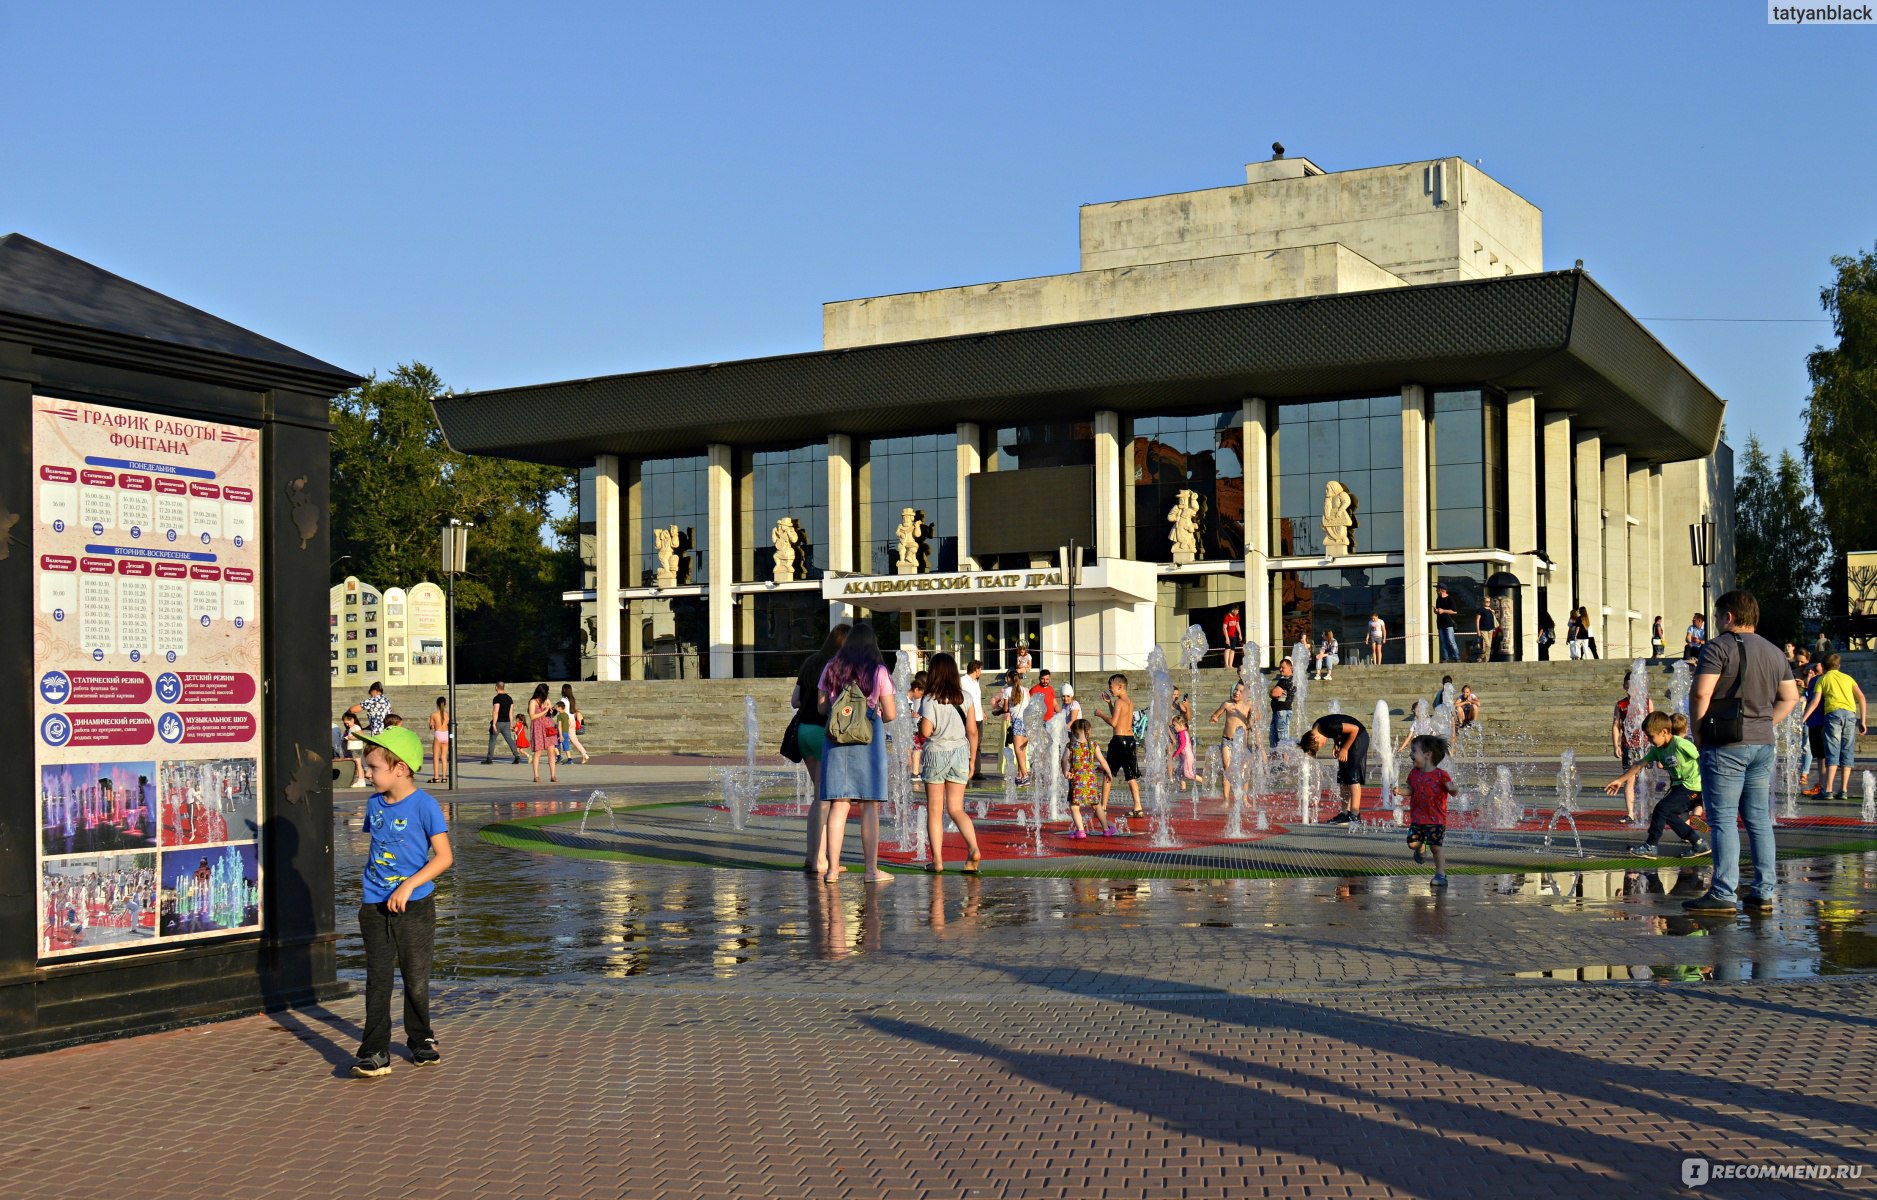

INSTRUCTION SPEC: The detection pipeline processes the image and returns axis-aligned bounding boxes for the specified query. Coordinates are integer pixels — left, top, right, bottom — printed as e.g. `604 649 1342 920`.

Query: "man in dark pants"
1299 712 1370 824
1435 586 1460 663
482 682 521 764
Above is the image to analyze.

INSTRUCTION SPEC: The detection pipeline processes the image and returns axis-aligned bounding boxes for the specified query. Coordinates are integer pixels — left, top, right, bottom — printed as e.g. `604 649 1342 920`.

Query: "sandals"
962 852 981 875
922 862 943 873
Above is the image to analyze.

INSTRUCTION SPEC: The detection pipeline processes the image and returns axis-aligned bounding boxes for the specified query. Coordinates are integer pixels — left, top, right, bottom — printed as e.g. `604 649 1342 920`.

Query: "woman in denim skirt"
817 623 898 884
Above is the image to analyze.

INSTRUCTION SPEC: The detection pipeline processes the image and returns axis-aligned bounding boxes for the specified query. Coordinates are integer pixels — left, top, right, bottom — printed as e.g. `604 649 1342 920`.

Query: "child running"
1061 718 1116 838
1607 710 1707 859
1405 734 1456 887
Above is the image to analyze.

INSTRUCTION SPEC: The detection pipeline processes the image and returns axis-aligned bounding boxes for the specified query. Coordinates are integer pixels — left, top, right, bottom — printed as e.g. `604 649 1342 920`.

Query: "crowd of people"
336 680 593 788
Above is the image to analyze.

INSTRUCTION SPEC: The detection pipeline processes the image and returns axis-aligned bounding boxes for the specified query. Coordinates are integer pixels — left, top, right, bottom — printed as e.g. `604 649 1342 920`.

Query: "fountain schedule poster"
31 396 266 959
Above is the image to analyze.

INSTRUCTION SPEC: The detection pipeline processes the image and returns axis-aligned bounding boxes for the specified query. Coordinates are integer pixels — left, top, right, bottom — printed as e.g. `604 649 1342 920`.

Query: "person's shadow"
259 815 363 1076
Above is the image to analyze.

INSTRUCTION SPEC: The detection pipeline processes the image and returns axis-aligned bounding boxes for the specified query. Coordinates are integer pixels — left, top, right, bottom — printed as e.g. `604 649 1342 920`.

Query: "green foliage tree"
1804 244 1877 557
1732 435 1829 643
330 364 579 682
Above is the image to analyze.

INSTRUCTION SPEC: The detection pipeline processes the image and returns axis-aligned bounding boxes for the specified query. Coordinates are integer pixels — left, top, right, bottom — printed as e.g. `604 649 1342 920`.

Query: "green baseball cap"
357 725 425 772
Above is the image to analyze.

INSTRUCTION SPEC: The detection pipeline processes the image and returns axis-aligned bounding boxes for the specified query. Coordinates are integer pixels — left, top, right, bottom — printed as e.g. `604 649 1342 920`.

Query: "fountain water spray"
1374 699 1399 825
1543 748 1585 858
1774 704 1803 821
1141 647 1178 847
1864 770 1876 825
887 651 918 851
578 788 616 834
1291 745 1317 825
1667 660 1693 716
1222 728 1248 839
1289 642 1312 728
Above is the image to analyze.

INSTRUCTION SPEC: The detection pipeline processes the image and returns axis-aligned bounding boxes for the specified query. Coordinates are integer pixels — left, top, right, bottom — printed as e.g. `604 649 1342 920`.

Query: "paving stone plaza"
5 740 1876 1199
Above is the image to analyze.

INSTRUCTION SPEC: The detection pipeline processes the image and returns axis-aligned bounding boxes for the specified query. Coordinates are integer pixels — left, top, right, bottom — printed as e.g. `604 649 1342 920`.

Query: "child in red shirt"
1406 734 1458 887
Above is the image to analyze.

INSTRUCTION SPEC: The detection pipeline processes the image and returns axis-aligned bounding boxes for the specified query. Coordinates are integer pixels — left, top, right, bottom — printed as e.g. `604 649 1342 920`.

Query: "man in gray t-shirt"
1686 590 1801 915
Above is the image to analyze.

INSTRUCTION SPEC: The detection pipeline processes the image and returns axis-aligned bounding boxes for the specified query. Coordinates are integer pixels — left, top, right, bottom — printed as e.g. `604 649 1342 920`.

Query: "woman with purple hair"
816 622 898 885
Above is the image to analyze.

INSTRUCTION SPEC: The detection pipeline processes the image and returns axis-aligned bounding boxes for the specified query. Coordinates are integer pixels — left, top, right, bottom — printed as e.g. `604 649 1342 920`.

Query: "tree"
1804 244 1877 557
1732 436 1830 643
330 364 579 682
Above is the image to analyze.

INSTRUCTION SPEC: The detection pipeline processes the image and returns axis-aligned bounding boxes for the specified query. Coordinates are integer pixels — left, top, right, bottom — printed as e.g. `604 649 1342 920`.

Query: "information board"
32 397 265 959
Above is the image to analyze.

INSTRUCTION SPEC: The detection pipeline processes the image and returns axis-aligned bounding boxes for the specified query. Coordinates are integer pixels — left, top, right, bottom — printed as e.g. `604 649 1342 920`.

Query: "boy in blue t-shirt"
352 726 453 1078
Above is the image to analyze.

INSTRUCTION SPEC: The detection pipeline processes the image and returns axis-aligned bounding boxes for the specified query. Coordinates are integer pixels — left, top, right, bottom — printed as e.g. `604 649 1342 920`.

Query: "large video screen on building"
968 464 1095 557
32 396 266 960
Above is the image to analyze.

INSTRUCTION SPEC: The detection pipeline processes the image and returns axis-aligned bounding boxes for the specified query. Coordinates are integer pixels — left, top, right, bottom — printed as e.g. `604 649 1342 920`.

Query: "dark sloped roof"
0 233 359 390
433 270 1724 467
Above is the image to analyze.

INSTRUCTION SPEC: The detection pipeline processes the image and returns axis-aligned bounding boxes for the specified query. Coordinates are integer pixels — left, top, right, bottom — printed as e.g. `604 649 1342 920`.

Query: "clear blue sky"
6 2 1870 464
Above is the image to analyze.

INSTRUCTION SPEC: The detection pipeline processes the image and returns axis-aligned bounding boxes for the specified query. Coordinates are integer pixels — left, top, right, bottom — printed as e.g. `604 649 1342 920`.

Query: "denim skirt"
820 709 888 801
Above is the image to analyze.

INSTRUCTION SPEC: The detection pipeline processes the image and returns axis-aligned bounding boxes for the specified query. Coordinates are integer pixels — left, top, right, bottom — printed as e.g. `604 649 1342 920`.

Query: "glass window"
1429 389 1507 550
1131 409 1244 563
1270 397 1404 556
745 443 828 583
864 433 957 576
983 421 1095 472
1277 566 1406 663
631 596 709 679
737 591 828 678
637 456 710 584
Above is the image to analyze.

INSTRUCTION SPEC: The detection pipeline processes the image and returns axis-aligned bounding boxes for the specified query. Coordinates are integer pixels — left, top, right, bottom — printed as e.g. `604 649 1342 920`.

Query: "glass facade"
631 596 708 679
737 591 827 678
638 455 710 585
1277 566 1406 663
863 433 957 576
1429 389 1508 550
907 605 1043 674
983 421 1095 472
1271 396 1403 557
743 443 828 582
1130 410 1243 562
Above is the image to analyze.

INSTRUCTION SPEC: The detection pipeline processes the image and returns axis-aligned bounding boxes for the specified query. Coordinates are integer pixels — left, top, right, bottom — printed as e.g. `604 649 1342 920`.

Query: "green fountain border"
481 804 1877 880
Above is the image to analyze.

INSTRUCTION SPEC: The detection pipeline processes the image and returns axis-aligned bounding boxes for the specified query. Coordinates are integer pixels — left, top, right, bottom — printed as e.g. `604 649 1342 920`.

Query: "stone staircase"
362 657 1677 764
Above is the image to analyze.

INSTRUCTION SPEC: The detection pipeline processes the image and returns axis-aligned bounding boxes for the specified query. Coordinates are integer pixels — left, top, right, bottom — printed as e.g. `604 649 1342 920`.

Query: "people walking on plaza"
1221 604 1244 671
1434 586 1461 662
915 652 981 872
1475 597 1499 662
1611 670 1654 824
483 682 521 764
1299 711 1370 824
961 659 987 783
350 725 452 1078
1098 673 1144 818
1538 611 1556 660
1798 652 1827 796
1311 630 1338 680
1367 611 1386 665
1652 615 1666 661
1566 608 1586 659
1062 718 1115 838
426 696 450 785
1802 653 1868 801
1210 680 1252 805
341 710 367 787
1685 590 1800 914
792 624 850 874
994 668 1032 785
1583 608 1601 659
1405 734 1455 886
558 685 590 765
355 681 390 734
1609 710 1707 859
1269 657 1296 747
1684 612 1707 662
527 684 558 784
817 621 897 885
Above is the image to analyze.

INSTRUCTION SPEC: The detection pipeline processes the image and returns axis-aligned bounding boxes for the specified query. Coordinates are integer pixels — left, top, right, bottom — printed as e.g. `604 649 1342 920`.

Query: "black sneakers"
351 1051 392 1078
412 1038 441 1066
1682 894 1737 914
1631 844 1659 859
1328 810 1353 824
1683 837 1708 857
1738 890 1774 913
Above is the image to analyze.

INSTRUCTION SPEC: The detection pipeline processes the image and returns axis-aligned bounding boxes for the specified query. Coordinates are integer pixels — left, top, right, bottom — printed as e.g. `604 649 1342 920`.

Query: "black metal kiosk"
0 234 359 1054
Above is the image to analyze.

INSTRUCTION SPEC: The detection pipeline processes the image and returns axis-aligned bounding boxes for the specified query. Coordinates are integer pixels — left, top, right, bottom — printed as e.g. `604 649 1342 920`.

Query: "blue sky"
5 2 1869 464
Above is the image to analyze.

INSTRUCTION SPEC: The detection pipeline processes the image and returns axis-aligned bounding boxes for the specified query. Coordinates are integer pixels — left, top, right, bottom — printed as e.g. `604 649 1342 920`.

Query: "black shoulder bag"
1700 633 1747 746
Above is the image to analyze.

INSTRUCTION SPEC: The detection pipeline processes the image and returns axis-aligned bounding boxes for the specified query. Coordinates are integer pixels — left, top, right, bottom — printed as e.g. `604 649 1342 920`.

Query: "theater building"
434 152 1733 679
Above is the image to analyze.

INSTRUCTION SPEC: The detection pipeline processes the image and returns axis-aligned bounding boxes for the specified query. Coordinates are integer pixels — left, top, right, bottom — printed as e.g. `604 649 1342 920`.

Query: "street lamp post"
1689 519 1716 636
442 521 472 791
1058 540 1079 688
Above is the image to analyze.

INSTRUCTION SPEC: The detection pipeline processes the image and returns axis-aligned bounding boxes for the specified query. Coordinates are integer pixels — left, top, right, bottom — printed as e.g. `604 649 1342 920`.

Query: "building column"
1573 430 1604 652
1241 397 1271 667
592 454 622 681
625 461 645 679
1401 384 1431 665
827 434 855 626
1602 449 1631 658
955 423 981 570
706 444 735 678
1649 465 1666 639
1093 410 1123 559
1505 390 1539 660
1540 413 1574 623
1628 463 1655 656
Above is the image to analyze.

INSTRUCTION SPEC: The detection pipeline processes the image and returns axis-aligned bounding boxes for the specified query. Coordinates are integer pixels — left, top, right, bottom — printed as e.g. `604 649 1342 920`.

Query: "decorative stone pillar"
592 453 622 681
956 422 980 570
1093 410 1123 559
1540 413 1574 622
1401 385 1431 665
1628 463 1655 655
1573 430 1604 651
827 434 855 626
706 443 734 678
1241 397 1271 666
1505 391 1539 660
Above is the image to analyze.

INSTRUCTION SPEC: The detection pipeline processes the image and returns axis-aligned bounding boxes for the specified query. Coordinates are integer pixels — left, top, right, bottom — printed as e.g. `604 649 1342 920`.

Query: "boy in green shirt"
1606 711 1706 859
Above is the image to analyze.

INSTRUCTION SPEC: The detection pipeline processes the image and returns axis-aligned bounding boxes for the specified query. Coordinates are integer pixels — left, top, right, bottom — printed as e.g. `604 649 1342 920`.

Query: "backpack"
826 681 874 746
1131 709 1149 740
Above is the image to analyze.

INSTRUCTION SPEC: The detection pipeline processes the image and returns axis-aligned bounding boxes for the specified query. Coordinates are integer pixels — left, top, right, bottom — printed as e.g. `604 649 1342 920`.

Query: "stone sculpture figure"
771 517 803 582
1321 481 1356 558
1168 489 1200 563
895 507 928 575
653 525 685 587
